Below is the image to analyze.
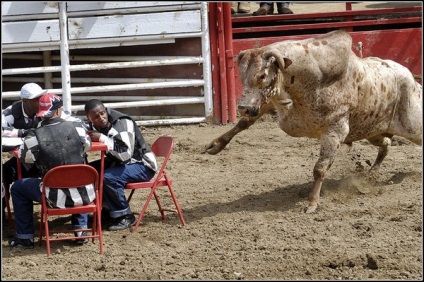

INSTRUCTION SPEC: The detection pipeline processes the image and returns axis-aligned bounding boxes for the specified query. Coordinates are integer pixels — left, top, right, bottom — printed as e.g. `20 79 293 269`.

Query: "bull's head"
236 48 292 117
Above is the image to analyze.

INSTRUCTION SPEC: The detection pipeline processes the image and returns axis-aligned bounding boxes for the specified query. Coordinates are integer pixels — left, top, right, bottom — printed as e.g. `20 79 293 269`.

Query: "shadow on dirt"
182 181 313 223
182 169 420 224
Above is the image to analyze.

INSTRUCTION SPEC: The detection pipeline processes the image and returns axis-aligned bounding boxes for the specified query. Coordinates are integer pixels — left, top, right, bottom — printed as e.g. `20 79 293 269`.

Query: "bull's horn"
264 49 292 70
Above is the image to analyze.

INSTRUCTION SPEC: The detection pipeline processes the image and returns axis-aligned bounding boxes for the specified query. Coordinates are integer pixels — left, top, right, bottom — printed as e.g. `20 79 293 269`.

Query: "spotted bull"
204 29 422 213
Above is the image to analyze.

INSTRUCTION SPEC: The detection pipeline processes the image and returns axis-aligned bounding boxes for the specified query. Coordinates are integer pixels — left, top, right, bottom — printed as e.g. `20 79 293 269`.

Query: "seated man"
9 94 93 248
84 99 157 231
2 83 47 186
2 83 82 219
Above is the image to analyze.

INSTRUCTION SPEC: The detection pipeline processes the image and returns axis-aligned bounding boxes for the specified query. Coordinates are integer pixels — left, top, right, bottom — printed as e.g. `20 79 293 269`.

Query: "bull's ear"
264 49 292 70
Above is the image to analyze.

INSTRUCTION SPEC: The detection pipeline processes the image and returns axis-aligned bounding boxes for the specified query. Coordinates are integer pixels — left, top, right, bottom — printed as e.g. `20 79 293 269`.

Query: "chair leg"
164 174 185 225
132 188 157 233
39 206 44 246
167 186 186 226
127 190 135 203
153 191 166 220
95 209 104 254
44 219 51 256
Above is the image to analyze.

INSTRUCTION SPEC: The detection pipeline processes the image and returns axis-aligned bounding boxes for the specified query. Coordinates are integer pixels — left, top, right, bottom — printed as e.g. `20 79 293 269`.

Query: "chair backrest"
42 164 99 190
150 136 174 175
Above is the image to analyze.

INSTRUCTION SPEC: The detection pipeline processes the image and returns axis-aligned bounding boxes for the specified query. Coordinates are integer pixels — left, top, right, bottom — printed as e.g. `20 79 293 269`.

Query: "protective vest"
107 109 152 163
34 120 84 175
11 101 40 129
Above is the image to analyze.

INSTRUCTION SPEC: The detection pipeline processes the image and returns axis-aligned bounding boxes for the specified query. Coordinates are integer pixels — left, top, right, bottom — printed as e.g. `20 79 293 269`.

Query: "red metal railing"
209 3 422 124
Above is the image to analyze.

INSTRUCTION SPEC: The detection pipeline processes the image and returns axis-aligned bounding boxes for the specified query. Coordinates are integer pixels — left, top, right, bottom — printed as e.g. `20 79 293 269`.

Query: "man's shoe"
252 4 274 16
9 237 34 249
238 2 251 13
277 7 294 14
74 231 89 245
107 214 136 231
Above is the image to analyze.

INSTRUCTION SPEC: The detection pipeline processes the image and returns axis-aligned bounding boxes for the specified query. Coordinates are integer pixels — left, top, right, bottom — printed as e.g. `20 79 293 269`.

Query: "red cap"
37 94 63 118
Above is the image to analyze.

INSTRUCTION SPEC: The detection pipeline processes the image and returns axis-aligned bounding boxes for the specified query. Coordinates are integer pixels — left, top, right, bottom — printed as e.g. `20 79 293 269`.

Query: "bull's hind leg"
367 135 392 171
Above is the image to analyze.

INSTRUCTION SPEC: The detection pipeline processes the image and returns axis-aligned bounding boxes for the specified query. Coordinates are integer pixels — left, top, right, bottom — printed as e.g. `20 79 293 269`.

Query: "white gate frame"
1 2 212 126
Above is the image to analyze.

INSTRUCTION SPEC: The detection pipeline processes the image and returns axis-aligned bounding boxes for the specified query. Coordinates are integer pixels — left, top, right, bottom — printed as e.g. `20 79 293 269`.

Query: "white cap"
20 83 47 100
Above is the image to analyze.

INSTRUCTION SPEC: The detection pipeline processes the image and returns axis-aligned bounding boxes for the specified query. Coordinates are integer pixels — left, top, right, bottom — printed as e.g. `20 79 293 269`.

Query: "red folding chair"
38 164 103 256
125 136 185 232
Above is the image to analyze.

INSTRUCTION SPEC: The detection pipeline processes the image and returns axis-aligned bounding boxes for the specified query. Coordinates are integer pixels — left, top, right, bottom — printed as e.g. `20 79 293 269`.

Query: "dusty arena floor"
2 114 422 280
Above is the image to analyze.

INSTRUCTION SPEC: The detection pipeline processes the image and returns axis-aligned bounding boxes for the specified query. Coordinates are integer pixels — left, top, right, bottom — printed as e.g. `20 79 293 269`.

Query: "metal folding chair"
38 164 103 256
125 136 185 232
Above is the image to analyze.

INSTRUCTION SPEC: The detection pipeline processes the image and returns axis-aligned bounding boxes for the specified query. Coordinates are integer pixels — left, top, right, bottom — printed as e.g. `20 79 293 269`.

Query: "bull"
204 29 422 213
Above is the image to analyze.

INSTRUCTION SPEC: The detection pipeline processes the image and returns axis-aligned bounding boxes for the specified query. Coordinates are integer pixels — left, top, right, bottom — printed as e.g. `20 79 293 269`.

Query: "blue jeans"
11 178 88 240
90 160 155 219
261 2 290 8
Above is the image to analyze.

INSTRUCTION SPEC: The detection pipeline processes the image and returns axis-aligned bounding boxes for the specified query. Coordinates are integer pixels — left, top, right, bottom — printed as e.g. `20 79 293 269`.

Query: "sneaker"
74 231 89 245
252 4 274 16
107 214 136 231
9 237 34 249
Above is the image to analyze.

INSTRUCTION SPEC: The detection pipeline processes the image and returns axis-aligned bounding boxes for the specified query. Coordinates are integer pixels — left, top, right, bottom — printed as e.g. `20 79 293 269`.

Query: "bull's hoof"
202 141 222 155
305 203 318 213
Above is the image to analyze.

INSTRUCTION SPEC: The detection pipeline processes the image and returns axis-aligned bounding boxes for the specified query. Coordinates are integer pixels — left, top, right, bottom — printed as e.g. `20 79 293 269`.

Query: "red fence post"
216 2 228 124
223 2 237 123
208 3 222 124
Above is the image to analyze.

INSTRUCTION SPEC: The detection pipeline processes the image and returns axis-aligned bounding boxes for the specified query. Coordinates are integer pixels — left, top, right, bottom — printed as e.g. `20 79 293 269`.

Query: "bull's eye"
259 74 266 81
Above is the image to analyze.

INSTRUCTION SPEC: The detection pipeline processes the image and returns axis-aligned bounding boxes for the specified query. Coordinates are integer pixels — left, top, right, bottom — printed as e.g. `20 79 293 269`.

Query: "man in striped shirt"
84 99 157 231
8 94 93 248
2 83 82 192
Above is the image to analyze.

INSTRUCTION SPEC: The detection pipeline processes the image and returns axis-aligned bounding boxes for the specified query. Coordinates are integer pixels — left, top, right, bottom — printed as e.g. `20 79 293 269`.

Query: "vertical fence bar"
217 2 228 124
223 2 237 123
59 2 72 112
201 2 213 120
208 2 222 124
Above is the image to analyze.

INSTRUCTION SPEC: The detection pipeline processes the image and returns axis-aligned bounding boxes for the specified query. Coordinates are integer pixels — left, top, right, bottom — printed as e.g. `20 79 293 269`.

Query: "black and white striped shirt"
18 118 94 208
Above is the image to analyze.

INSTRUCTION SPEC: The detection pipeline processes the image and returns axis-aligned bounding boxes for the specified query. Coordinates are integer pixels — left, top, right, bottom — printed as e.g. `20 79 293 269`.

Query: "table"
88 142 107 206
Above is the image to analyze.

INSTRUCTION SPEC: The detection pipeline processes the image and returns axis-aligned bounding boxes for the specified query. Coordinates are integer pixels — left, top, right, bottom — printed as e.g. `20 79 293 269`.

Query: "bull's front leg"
203 116 258 155
203 103 273 155
306 121 349 213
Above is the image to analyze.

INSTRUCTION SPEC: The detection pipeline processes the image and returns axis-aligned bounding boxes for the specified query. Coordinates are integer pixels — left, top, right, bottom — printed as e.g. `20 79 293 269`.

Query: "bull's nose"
238 105 259 117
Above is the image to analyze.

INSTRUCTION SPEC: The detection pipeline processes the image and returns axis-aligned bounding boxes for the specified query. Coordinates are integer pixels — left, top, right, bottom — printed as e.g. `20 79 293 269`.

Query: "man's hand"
87 130 102 142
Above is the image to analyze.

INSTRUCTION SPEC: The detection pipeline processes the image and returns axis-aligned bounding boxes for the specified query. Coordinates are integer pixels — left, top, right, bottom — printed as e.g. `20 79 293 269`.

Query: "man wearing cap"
2 83 47 221
2 83 82 219
2 82 47 138
8 94 93 248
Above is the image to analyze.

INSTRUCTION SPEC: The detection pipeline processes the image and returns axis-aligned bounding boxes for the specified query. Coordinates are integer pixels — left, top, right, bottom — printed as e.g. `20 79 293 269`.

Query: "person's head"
85 99 110 129
37 94 63 119
20 83 48 116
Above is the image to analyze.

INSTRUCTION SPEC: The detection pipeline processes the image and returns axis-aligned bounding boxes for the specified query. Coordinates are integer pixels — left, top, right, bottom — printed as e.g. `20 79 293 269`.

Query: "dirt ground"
1 113 422 280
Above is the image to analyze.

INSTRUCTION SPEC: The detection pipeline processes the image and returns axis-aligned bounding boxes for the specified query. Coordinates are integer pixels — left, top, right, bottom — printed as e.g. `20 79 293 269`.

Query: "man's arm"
96 118 135 163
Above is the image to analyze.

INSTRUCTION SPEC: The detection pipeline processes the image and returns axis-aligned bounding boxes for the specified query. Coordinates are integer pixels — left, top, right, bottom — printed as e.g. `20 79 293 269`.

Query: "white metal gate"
1 1 212 126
